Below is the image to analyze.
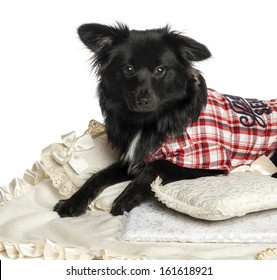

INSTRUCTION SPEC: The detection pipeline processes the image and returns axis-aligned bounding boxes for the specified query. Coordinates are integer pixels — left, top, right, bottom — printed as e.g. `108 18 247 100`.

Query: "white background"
0 0 277 185
2 260 277 279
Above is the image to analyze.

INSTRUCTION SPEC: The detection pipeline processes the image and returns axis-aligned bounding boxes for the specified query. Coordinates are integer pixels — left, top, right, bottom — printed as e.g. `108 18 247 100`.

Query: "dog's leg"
110 160 226 215
53 163 131 217
270 150 277 178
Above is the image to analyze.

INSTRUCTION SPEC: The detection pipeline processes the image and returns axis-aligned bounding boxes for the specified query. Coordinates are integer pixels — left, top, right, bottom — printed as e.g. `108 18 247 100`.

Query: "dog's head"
78 23 210 117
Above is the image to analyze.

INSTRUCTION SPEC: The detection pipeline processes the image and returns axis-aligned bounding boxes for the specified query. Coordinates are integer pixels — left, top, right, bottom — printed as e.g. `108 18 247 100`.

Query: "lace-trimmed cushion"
41 120 118 199
151 172 277 221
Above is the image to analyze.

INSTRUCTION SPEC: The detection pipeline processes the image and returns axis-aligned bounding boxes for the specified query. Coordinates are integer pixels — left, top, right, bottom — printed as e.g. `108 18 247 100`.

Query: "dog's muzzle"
128 90 158 113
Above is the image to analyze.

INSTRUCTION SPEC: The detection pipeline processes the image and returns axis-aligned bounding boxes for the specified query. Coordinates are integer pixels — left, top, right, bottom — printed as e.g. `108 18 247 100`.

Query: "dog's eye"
122 65 135 77
154 66 168 78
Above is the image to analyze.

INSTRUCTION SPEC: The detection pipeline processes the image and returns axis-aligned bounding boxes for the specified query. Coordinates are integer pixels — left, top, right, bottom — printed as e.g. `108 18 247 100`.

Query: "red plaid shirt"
147 89 277 171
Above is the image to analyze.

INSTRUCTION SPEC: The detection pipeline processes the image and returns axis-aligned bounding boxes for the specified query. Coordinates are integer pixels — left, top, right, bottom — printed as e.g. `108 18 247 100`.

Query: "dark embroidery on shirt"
224 94 271 128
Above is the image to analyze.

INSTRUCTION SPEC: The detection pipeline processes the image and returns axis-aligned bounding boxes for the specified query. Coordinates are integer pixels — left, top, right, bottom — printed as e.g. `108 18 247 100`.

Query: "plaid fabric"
147 89 277 171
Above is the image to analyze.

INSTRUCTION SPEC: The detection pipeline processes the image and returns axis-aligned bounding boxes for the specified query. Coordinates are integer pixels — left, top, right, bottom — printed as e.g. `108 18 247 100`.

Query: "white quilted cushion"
151 173 277 220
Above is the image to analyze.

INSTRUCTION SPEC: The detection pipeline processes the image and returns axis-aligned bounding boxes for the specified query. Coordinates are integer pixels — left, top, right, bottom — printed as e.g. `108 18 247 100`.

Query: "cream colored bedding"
1 177 276 260
1 121 277 260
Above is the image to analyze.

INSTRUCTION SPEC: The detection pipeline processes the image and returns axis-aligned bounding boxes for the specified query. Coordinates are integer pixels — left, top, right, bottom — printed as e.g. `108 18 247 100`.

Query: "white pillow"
41 120 118 198
151 172 277 220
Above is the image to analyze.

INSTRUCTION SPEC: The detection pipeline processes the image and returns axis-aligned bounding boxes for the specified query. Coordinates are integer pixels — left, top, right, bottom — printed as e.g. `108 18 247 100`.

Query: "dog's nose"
135 91 157 112
136 98 152 110
133 89 157 112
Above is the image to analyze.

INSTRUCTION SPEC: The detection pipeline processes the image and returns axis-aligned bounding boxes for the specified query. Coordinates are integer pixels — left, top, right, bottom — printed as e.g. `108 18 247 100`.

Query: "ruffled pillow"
41 120 118 198
151 170 277 221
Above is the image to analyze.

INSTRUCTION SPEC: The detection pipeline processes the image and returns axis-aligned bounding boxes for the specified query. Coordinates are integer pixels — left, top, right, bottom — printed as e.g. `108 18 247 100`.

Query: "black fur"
54 23 254 217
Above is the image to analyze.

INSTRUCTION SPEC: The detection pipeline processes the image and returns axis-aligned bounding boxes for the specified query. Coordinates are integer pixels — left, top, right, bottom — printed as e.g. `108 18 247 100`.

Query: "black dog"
54 23 277 217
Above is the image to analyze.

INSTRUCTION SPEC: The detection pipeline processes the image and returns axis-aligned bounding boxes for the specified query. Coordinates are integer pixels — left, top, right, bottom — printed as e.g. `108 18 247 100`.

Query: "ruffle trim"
0 161 47 206
0 239 125 260
41 143 80 198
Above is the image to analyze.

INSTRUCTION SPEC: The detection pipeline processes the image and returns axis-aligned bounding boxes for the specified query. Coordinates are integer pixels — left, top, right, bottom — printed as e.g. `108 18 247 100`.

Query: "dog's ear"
165 28 211 62
179 36 211 62
78 23 129 53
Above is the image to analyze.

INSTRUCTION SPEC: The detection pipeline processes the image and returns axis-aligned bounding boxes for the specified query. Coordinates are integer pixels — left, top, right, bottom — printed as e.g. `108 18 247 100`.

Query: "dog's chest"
121 131 142 165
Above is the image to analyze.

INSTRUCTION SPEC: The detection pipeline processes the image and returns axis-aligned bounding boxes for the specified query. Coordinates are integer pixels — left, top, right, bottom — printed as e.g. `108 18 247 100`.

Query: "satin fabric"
1 124 277 260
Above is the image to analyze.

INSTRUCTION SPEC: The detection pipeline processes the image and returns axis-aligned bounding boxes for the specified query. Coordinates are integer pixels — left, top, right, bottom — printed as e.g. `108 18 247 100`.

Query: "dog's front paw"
53 198 87 218
110 193 142 216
